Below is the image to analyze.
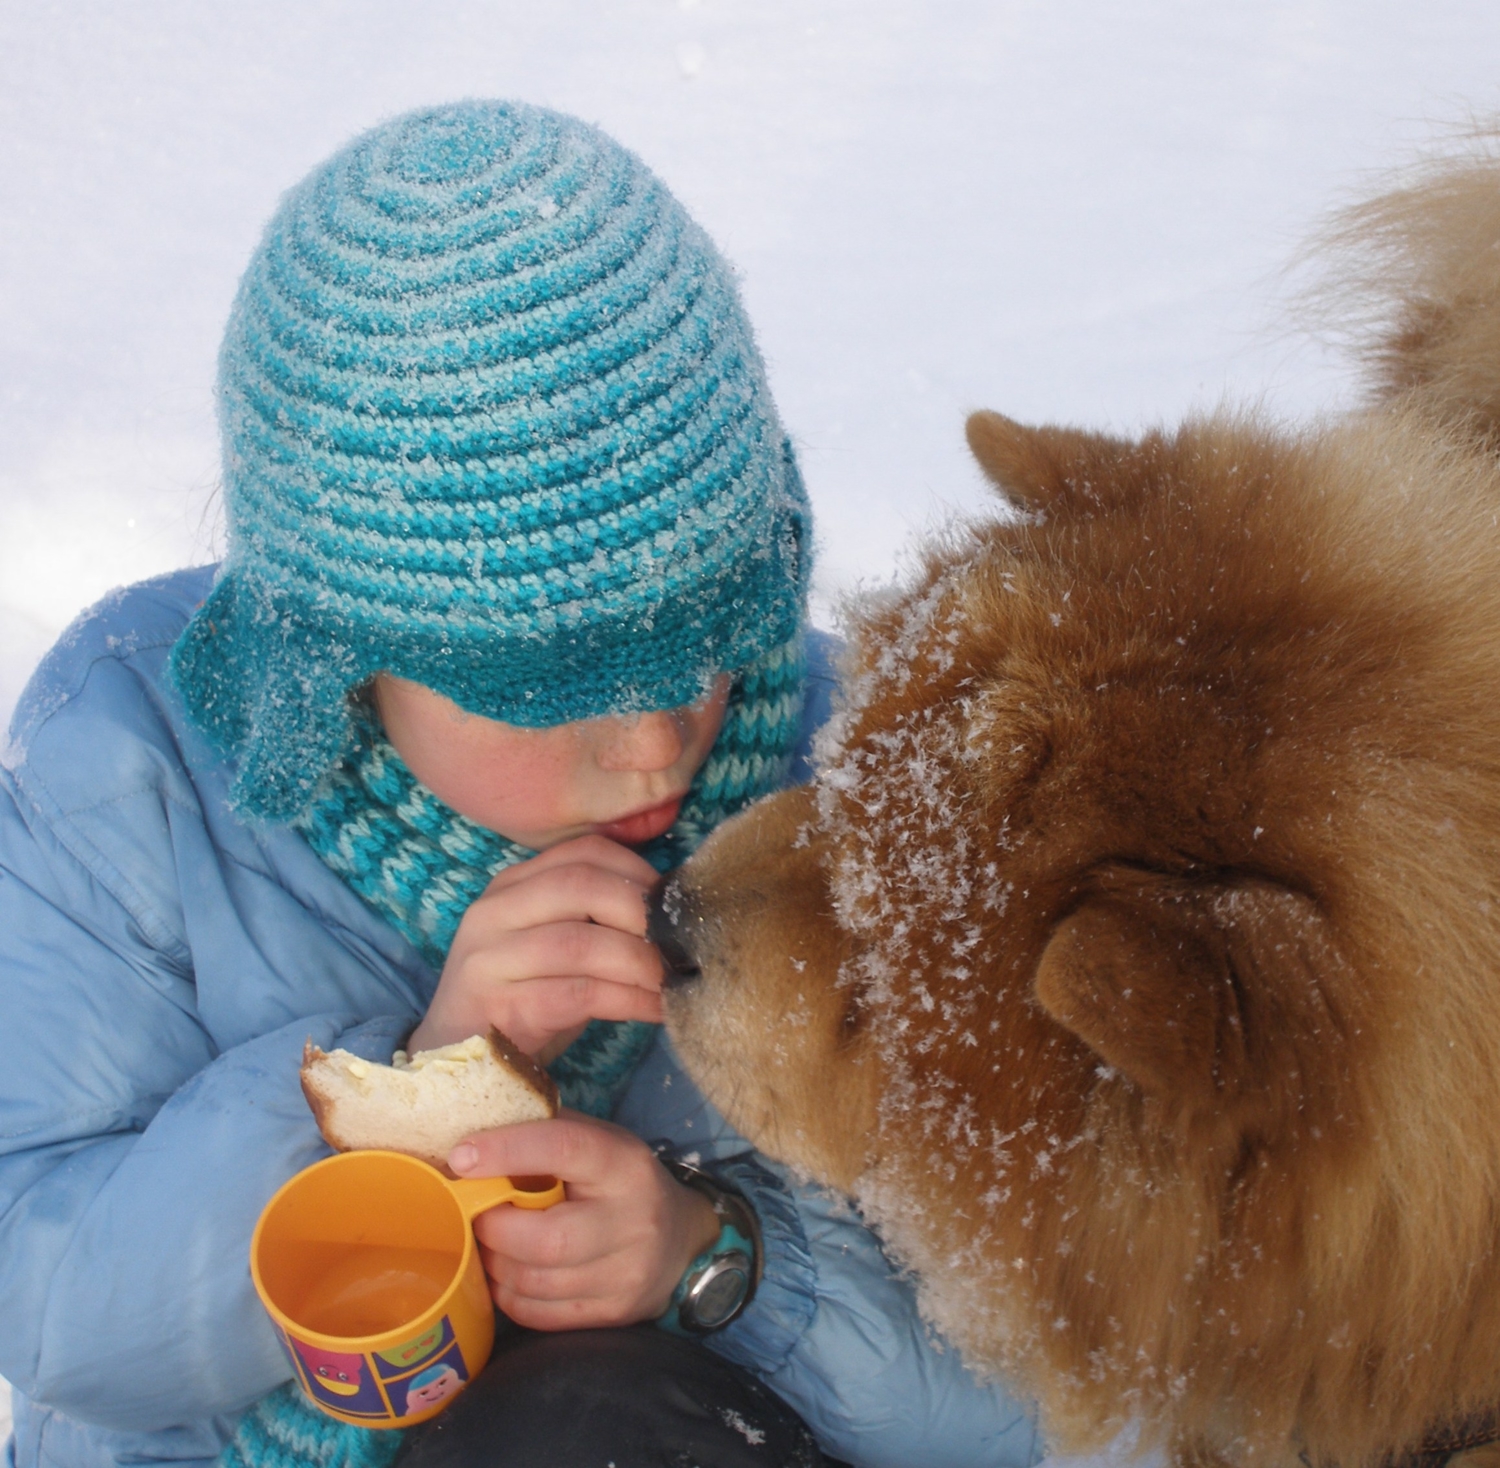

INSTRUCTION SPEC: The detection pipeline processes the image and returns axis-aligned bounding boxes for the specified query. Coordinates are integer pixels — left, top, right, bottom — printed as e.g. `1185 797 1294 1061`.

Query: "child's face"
372 674 732 849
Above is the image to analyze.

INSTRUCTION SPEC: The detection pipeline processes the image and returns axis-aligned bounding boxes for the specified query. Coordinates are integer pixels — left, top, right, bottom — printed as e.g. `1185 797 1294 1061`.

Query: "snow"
1 0 1499 1443
719 1406 767 1445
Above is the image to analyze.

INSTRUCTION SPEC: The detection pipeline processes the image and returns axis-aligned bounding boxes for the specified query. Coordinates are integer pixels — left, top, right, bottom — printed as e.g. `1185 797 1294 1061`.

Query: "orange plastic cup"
251 1149 563 1427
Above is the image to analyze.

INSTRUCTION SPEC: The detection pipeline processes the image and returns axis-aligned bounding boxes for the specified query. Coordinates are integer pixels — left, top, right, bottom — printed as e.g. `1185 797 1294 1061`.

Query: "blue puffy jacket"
0 567 1042 1468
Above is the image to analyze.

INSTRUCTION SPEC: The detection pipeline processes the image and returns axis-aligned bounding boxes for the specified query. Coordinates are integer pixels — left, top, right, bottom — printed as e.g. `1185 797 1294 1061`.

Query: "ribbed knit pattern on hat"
293 635 805 1116
171 99 809 823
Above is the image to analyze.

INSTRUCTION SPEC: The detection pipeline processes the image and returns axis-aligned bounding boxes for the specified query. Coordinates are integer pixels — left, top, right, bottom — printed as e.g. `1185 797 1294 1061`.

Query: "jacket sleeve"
0 771 414 1434
719 1155 1041 1468
615 1035 1042 1468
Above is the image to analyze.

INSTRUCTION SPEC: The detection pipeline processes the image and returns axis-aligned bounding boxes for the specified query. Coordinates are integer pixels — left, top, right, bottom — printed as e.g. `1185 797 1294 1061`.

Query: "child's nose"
596 709 687 772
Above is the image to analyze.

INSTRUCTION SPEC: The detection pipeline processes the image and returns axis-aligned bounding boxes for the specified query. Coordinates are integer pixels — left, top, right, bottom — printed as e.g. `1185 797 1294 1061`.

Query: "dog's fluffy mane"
842 413 1500 1460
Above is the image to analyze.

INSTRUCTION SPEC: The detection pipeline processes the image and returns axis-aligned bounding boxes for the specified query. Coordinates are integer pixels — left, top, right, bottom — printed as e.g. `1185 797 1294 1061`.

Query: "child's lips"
595 796 683 845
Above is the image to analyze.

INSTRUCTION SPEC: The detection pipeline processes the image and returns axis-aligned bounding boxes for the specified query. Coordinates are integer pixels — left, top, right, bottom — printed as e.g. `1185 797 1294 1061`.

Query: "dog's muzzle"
646 876 704 990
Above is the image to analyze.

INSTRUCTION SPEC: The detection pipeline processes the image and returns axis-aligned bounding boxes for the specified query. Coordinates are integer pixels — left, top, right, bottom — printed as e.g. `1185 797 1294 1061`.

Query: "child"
0 101 1041 1468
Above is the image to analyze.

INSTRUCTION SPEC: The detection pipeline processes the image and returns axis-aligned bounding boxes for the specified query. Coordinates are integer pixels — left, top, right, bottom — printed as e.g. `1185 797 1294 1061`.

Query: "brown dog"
656 137 1500 1468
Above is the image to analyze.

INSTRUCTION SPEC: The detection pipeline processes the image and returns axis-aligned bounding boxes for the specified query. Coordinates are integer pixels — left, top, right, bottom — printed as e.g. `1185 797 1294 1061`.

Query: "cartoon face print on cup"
296 1342 364 1396
291 1341 388 1416
404 1363 464 1411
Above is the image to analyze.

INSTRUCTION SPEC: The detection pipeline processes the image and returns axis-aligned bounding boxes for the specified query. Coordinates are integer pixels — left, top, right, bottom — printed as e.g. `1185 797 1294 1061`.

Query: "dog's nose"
646 875 703 990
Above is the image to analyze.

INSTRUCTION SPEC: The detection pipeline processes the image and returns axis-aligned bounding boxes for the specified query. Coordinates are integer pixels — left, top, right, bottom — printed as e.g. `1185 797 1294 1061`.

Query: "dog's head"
660 409 1500 1465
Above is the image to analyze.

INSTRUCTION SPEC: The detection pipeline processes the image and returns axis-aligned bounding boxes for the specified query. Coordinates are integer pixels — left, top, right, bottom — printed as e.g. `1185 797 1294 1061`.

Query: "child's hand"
409 835 664 1061
449 1113 723 1329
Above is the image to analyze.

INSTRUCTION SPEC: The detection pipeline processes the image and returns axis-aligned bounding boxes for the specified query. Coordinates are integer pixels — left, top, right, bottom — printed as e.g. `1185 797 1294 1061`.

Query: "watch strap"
656 1156 761 1335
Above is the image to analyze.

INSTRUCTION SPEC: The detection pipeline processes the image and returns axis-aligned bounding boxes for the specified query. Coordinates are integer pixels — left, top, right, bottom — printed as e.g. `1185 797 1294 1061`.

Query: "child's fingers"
490 1267 653 1315
498 976 663 1041
459 921 665 994
482 1240 667 1326
462 1121 707 1328
472 1194 618 1270
481 834 660 893
414 918 663 1055
450 1113 649 1194
460 861 656 939
488 1283 635 1332
479 1248 619 1305
486 976 662 1055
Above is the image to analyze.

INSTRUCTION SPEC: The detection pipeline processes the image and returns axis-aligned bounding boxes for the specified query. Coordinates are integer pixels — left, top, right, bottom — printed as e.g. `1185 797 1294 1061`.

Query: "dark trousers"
395 1319 849 1468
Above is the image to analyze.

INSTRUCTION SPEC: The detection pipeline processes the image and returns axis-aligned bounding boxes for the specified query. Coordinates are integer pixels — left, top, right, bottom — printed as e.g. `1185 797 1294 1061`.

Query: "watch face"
686 1253 752 1330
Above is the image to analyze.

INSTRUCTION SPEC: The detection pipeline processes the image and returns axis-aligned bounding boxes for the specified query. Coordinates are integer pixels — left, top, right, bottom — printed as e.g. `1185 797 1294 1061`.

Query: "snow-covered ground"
2 0 1500 1445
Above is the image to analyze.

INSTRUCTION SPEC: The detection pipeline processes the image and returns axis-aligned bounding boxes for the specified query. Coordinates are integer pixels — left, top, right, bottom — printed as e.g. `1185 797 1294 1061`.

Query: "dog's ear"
965 410 1069 508
1032 865 1347 1116
965 410 1133 514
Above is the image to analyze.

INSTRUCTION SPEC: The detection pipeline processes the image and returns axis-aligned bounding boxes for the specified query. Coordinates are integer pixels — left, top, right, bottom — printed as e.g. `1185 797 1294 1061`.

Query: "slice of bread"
301 1029 559 1172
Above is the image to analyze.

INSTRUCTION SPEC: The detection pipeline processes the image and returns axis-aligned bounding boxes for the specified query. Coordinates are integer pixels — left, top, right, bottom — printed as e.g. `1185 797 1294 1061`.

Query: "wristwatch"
657 1156 761 1335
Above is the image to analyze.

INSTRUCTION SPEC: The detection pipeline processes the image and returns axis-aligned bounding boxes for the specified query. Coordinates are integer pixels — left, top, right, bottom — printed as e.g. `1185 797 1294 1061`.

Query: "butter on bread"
301 1028 559 1172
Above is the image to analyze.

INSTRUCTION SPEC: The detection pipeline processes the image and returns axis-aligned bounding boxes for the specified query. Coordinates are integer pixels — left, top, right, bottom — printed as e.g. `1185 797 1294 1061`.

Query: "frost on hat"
170 99 809 822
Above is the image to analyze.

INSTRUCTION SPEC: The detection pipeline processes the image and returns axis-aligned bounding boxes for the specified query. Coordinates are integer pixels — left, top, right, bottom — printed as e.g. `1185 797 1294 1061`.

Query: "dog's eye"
839 994 865 1042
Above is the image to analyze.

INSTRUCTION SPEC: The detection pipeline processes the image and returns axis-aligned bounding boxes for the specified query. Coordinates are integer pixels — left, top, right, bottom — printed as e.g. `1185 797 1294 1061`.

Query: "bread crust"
300 1027 558 1171
478 1027 559 1114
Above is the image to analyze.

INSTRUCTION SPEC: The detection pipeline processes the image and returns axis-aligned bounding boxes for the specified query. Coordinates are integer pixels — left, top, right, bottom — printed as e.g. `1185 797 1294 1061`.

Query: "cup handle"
449 1174 565 1220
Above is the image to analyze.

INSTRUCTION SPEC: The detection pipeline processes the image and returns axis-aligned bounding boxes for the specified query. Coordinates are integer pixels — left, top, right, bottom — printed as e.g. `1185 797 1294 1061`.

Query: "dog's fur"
659 135 1500 1468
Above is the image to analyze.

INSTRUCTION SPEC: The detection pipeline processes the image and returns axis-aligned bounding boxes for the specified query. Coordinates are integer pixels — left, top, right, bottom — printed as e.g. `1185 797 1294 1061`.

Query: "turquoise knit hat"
170 100 809 822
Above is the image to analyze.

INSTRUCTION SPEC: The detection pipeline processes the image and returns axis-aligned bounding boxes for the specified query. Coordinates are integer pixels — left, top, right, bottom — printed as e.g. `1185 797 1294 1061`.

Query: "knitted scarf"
221 638 804 1468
